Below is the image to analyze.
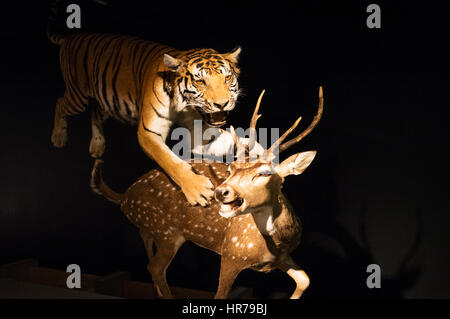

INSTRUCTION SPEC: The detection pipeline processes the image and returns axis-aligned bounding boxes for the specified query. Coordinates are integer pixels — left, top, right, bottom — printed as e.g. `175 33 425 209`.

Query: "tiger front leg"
178 167 215 206
137 119 214 207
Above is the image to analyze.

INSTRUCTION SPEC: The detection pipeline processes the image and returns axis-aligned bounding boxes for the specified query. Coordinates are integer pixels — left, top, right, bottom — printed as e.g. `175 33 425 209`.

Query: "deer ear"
275 151 316 178
163 54 183 71
223 46 241 64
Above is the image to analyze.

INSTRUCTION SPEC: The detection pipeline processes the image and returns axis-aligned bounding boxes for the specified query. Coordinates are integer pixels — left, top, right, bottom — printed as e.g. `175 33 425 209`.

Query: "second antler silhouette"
91 88 324 298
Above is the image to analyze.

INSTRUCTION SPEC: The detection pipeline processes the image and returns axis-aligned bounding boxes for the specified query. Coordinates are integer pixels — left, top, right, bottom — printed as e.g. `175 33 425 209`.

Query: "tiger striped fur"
48 5 241 206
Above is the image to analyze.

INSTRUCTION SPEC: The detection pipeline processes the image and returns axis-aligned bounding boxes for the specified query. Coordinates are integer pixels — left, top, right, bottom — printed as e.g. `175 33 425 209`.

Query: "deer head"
215 87 323 221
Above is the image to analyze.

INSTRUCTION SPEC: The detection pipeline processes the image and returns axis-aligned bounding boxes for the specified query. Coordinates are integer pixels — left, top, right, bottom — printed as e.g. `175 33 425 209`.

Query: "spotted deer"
90 88 323 298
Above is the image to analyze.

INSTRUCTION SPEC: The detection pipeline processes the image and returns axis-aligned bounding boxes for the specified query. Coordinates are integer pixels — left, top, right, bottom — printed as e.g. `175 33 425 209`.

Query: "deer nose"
215 185 234 202
213 100 229 109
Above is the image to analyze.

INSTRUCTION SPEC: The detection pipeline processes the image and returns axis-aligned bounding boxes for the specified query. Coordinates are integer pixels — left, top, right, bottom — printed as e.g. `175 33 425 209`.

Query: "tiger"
47 2 241 206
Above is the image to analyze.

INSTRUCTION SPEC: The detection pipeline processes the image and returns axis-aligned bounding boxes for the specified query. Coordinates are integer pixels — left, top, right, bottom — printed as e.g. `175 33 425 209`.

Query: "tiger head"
164 47 241 127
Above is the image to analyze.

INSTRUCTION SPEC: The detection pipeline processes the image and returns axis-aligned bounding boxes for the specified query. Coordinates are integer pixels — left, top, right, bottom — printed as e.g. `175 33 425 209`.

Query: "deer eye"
258 170 273 177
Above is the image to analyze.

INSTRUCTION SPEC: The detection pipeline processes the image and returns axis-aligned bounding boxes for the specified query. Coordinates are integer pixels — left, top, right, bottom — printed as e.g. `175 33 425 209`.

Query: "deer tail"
90 159 124 205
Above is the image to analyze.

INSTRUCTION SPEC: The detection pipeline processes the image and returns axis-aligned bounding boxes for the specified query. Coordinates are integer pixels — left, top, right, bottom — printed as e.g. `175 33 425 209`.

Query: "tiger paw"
180 171 214 207
51 126 68 148
89 135 106 158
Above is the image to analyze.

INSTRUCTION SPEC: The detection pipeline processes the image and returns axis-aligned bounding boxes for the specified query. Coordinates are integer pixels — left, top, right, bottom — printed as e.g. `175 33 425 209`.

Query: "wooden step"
0 259 253 298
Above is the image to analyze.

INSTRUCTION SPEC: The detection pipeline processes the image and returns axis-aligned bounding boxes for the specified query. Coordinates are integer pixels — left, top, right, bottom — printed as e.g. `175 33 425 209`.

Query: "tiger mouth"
197 109 229 127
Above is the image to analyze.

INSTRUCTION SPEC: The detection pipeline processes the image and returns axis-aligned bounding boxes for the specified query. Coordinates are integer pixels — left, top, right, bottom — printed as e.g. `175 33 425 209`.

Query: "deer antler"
229 126 246 160
267 86 323 155
228 90 266 161
248 90 265 151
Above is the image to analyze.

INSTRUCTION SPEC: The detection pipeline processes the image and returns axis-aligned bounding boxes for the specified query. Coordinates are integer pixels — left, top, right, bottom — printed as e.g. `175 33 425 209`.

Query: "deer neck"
250 192 291 236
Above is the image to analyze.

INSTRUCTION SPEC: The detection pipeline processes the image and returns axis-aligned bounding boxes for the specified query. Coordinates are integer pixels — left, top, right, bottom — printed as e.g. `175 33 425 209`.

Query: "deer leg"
141 232 155 259
278 256 310 299
215 257 243 299
143 233 185 299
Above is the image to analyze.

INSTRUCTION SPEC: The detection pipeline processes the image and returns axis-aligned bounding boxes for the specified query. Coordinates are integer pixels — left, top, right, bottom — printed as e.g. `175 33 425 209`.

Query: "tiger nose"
215 185 234 202
213 100 229 109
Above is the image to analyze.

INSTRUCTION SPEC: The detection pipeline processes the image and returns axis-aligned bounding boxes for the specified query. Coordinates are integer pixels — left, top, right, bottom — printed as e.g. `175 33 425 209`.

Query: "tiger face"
164 47 241 127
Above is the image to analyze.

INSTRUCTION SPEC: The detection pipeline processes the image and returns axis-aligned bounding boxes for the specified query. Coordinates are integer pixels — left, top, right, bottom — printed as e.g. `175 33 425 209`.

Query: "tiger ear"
223 46 241 64
164 54 183 71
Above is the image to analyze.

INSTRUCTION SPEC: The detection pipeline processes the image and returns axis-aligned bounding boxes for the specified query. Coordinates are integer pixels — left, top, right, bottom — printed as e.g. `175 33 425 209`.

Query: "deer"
90 87 324 298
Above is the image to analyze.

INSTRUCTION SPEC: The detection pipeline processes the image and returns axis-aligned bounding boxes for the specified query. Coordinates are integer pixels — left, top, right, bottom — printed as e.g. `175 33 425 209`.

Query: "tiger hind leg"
89 108 107 158
51 98 68 148
51 91 87 148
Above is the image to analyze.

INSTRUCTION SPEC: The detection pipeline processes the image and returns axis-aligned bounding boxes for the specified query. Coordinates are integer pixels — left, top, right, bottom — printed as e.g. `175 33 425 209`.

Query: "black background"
0 0 449 298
